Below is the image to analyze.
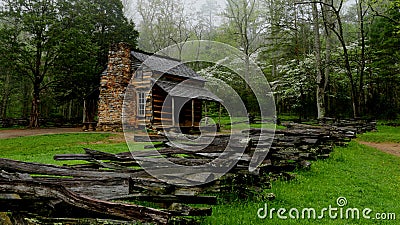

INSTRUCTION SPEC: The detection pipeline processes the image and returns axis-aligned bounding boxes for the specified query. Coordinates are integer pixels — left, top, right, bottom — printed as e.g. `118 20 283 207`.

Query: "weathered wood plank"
108 194 217 205
134 135 168 142
0 180 171 224
32 217 139 225
32 177 130 200
0 158 132 178
164 206 212 217
54 154 94 161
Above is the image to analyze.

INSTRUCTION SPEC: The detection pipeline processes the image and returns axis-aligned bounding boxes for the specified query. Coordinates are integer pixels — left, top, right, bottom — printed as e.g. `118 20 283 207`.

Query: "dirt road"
358 141 400 157
0 128 83 139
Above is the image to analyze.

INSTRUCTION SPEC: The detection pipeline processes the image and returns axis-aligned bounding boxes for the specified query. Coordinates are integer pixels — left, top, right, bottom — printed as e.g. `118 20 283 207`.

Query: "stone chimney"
97 43 132 131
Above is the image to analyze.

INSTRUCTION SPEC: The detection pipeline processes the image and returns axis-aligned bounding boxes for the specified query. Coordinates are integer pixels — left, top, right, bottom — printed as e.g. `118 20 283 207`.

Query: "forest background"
0 0 399 127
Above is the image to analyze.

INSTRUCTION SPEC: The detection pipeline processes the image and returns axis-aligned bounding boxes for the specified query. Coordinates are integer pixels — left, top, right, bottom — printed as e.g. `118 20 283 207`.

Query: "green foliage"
275 55 316 118
0 0 60 84
277 56 316 104
389 0 400 32
52 0 139 103
137 0 189 52
366 10 400 119
198 63 261 115
260 0 400 119
0 0 139 124
212 24 239 48
1 0 400 123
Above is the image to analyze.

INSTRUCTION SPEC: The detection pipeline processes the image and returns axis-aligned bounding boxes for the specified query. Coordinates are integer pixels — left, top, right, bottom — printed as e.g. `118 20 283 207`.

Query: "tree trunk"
321 0 360 118
29 30 44 128
29 85 40 128
312 3 325 119
68 100 72 120
1 73 11 121
299 85 304 122
244 54 251 90
21 80 31 119
357 0 366 116
346 52 359 118
333 4 358 118
322 0 332 118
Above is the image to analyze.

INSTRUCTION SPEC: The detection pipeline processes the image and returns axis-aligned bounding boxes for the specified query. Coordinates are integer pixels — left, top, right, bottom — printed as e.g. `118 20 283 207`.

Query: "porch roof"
153 79 223 103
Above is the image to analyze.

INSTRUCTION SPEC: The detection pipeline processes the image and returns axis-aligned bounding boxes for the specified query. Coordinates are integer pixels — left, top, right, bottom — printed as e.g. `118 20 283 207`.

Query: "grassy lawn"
357 126 400 143
0 126 399 224
210 116 286 131
0 133 141 165
0 126 25 131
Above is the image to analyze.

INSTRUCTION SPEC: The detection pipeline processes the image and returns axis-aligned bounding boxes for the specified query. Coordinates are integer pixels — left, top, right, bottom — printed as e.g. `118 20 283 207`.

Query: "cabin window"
138 92 146 117
135 69 143 79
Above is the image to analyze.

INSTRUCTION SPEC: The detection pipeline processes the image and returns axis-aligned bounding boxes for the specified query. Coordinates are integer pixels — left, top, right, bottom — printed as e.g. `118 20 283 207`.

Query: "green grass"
0 133 146 165
357 126 400 143
378 119 400 125
205 127 400 224
209 116 286 131
0 126 25 130
278 113 300 121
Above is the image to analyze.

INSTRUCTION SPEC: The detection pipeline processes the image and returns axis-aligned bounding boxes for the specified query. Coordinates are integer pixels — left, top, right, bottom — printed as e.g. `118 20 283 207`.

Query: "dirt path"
358 141 400 157
0 128 84 139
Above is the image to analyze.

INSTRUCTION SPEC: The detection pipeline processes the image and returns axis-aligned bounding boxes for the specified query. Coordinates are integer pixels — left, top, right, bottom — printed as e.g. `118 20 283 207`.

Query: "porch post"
171 96 175 127
191 99 195 127
218 103 222 127
204 102 208 125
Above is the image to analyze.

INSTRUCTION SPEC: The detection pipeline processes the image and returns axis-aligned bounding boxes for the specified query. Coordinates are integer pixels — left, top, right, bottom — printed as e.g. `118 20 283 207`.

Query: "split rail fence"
0 119 376 224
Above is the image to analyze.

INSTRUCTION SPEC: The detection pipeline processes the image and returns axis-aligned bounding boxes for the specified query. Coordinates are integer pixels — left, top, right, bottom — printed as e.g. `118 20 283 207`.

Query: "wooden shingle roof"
131 51 206 81
153 79 223 102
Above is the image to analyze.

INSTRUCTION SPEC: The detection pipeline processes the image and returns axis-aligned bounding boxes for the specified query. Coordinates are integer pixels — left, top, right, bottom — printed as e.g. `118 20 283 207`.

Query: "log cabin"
96 43 222 132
